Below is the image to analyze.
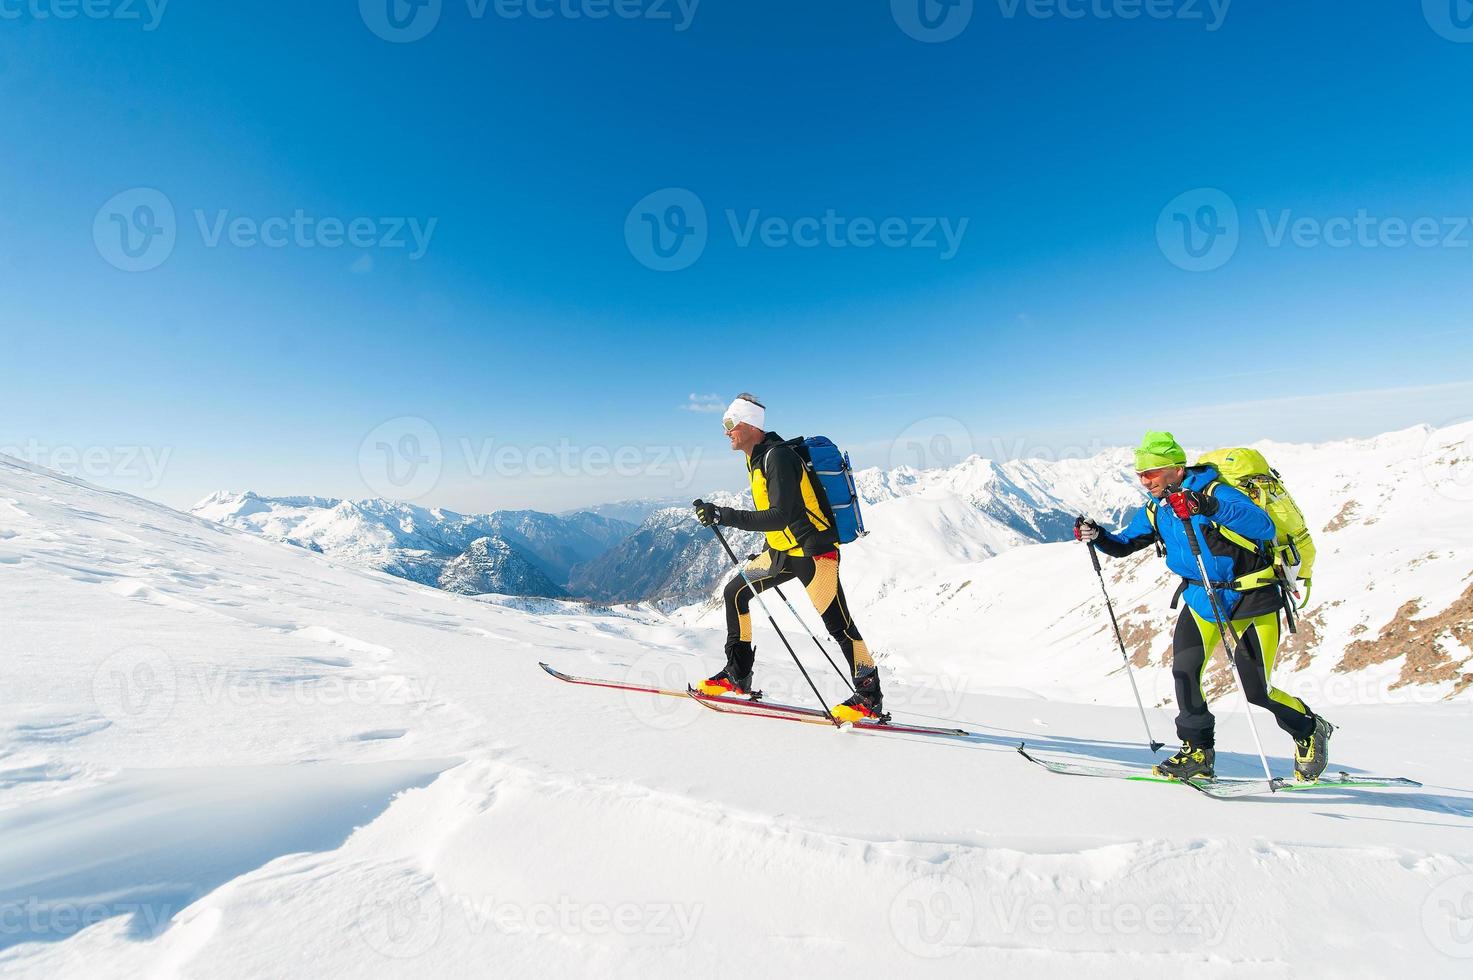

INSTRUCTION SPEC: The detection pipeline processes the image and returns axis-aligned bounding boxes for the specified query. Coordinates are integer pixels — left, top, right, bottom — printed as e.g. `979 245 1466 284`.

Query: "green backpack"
1196 447 1316 592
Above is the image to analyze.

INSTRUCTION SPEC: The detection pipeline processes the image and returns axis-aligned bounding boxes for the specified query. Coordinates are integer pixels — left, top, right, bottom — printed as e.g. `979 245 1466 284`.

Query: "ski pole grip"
1181 514 1203 557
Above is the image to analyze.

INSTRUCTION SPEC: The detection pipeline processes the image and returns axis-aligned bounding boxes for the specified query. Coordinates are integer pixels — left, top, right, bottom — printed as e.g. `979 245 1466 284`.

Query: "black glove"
693 499 725 527
1073 516 1101 543
1165 487 1218 520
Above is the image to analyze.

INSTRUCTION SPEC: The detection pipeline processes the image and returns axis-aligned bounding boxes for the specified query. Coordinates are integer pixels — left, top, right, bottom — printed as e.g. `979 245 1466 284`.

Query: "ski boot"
831 667 885 723
695 667 753 698
696 641 755 698
1154 741 1216 781
1293 714 1335 782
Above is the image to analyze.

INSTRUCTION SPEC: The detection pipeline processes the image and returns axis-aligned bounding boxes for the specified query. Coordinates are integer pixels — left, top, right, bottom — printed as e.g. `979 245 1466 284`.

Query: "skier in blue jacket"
1075 431 1332 781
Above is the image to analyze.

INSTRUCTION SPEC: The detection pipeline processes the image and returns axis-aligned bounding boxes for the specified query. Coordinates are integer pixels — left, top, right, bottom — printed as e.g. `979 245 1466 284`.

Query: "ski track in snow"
1 452 1472 978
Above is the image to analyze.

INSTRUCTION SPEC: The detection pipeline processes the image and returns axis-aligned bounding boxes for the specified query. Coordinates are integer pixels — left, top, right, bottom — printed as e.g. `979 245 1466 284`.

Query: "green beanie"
1134 430 1187 472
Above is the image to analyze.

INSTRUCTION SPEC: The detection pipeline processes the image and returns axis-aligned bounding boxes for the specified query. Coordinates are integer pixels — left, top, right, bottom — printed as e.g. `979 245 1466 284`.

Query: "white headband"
723 397 765 432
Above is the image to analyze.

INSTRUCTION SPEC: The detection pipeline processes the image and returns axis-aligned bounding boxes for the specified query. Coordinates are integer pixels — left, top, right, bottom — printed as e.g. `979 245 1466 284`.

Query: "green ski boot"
1294 715 1335 782
1154 741 1216 781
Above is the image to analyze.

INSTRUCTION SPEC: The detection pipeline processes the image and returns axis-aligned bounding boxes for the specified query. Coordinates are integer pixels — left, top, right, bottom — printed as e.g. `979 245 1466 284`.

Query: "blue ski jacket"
1096 465 1278 621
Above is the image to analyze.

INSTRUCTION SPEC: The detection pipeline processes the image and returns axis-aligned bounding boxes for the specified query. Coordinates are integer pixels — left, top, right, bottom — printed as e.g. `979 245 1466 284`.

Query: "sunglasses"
723 418 737 432
1136 466 1174 479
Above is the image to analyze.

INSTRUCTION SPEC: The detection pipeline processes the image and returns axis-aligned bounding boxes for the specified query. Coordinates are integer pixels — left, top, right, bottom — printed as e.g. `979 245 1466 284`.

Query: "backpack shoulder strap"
1145 501 1165 556
1201 479 1271 554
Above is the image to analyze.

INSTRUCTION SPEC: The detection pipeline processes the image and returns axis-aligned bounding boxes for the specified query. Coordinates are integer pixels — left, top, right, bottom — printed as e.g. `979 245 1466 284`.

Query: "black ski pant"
1172 607 1315 746
721 548 872 679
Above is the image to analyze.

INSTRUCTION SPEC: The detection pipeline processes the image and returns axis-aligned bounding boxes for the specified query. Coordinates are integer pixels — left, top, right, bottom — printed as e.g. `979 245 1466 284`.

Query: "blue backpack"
791 436 868 544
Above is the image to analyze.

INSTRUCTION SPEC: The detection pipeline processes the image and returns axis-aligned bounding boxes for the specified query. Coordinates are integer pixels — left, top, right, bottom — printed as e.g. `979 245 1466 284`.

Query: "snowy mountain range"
437 536 567 598
566 492 762 604
191 491 634 598
193 452 1143 605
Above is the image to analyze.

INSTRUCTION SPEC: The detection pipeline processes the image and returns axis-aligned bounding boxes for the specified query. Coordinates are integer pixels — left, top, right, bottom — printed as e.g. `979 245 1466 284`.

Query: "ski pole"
1178 508 1276 784
1086 542 1165 753
701 514 840 725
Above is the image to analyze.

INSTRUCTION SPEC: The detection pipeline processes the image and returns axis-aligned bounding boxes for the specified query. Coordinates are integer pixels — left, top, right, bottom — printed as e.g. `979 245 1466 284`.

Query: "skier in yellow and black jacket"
691 393 881 723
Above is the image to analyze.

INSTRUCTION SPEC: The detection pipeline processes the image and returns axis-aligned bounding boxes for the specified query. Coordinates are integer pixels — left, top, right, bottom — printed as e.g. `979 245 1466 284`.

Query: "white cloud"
681 393 725 413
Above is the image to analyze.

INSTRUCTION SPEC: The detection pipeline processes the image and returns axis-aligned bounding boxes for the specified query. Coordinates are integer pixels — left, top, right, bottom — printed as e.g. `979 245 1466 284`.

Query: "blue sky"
2 1 1471 512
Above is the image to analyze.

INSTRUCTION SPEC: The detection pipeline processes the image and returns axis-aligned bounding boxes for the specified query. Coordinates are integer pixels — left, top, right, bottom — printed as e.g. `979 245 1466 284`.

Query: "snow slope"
3 453 1473 978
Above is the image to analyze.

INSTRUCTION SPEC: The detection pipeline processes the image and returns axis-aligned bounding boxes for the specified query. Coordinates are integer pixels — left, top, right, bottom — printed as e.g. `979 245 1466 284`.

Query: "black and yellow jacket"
722 432 840 557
